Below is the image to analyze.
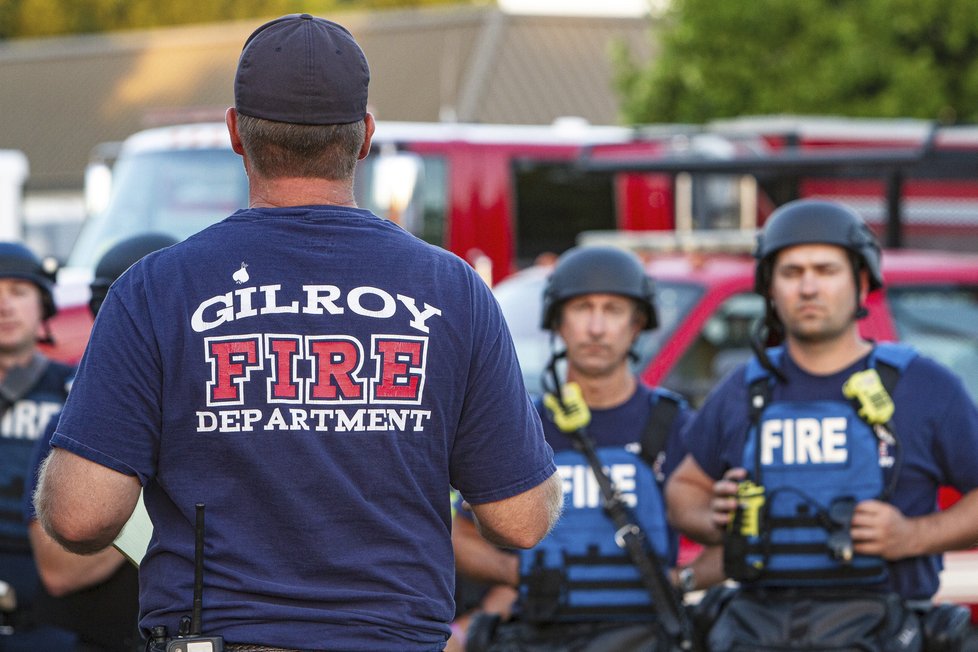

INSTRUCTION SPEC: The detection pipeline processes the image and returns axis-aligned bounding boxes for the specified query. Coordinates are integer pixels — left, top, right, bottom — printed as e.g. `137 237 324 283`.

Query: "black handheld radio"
149 503 224 652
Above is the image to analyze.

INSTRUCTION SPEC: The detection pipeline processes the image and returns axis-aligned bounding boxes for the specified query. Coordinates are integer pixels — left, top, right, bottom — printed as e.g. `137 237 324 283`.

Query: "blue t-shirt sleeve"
902 356 978 495
51 282 159 484
680 365 749 480
448 278 555 505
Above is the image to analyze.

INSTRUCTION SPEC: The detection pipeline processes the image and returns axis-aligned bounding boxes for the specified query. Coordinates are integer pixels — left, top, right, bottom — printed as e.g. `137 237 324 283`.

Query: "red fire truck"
46 116 978 361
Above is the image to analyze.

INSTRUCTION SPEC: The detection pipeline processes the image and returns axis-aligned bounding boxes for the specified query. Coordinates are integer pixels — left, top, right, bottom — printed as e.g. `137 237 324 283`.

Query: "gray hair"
236 114 366 180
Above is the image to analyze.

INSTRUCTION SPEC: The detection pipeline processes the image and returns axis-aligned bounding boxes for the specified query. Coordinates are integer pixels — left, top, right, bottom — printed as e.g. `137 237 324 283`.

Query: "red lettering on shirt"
308 337 365 401
266 336 302 401
373 337 425 402
207 337 262 404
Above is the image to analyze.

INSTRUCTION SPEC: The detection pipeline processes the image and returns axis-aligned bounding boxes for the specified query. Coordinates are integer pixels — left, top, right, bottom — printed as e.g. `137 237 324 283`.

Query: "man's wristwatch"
678 566 696 593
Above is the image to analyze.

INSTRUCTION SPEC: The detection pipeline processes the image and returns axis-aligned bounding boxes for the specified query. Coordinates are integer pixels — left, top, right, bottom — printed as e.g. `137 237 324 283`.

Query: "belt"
146 637 304 652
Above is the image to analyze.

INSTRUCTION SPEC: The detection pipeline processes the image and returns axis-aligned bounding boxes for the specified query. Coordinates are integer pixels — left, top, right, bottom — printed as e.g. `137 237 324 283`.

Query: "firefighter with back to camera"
21 234 178 652
665 199 978 651
31 12 561 651
454 246 724 652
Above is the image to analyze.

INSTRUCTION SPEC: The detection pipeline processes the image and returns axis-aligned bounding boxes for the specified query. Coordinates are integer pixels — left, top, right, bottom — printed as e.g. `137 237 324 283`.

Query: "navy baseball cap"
234 14 369 125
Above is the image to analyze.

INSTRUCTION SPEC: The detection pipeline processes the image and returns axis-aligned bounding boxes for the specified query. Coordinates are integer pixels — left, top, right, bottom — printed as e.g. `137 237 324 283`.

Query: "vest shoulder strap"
638 389 682 469
745 346 783 422
870 342 917 390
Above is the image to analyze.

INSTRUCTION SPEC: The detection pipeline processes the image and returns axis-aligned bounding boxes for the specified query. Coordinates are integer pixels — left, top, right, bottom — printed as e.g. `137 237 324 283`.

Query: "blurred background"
4 0 978 262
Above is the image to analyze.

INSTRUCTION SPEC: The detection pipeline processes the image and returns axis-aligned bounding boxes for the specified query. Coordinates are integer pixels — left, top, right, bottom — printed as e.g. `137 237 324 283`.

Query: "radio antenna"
192 503 205 636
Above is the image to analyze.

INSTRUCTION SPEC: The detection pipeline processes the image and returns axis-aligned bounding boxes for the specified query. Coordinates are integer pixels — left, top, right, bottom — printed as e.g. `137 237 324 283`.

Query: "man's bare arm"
35 448 141 555
27 520 127 596
452 511 519 586
853 487 978 560
469 471 562 549
665 454 745 545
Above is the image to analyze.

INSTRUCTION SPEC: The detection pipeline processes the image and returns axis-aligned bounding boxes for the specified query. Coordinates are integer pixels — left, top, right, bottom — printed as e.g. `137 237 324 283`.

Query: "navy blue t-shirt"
51 206 555 650
683 346 978 600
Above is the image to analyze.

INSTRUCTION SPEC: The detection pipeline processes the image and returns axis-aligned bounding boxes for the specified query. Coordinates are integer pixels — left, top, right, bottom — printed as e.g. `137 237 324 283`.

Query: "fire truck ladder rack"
577 227 757 256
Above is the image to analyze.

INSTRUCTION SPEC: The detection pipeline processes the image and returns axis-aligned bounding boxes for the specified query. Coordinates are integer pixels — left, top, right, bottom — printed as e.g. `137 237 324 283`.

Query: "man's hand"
851 499 917 560
710 467 747 532
666 456 742 545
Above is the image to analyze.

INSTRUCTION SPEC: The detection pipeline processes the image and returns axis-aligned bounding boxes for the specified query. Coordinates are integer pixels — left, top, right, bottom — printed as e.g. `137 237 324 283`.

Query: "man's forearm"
665 456 727 545
35 448 141 555
453 514 519 586
896 489 978 557
667 487 724 545
471 471 563 550
28 521 126 596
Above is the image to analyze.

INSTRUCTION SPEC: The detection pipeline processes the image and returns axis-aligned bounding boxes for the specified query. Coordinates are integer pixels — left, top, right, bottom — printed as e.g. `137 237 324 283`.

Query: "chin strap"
37 322 55 346
749 313 786 383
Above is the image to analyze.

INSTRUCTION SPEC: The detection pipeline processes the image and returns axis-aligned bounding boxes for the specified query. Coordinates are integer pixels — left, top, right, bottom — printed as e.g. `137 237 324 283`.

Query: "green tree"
0 0 470 39
614 0 978 125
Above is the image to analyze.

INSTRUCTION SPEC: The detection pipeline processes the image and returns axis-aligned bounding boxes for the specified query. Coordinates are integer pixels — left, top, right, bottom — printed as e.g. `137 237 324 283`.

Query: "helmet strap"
849 251 869 320
37 321 55 346
750 314 787 382
541 326 572 393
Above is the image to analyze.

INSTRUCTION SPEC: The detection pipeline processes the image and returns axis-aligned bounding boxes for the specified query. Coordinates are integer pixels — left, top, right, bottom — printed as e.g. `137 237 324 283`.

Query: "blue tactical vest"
518 390 679 622
0 356 74 553
725 344 916 588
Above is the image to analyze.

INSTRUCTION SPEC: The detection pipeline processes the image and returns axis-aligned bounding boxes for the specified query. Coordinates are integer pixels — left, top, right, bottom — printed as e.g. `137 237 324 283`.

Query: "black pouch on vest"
918 602 973 652
706 589 923 652
479 619 674 652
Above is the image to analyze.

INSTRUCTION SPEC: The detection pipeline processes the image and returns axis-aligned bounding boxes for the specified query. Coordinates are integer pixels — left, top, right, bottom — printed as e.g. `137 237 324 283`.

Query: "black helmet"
754 199 883 296
540 246 656 331
89 233 178 317
0 242 57 320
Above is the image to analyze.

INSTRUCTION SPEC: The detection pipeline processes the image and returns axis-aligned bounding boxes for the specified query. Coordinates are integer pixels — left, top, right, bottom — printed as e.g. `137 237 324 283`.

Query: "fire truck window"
355 152 446 248
888 285 978 404
417 156 447 246
513 164 616 267
662 292 764 407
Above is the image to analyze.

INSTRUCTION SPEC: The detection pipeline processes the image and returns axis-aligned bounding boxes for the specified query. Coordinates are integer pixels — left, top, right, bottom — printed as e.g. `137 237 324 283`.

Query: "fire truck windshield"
66 148 248 273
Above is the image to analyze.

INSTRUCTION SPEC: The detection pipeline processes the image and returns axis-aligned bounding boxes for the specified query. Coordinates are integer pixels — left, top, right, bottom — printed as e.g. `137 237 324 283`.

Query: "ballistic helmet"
89 233 178 317
0 242 57 320
541 246 656 331
754 199 883 297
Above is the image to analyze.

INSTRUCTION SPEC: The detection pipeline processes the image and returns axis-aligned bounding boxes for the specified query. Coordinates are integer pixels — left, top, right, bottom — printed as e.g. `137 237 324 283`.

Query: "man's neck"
568 368 637 410
248 176 358 209
785 330 873 375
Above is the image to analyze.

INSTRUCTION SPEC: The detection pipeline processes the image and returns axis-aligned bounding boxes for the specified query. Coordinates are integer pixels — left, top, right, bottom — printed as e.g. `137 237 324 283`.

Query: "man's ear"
358 112 376 161
226 107 245 156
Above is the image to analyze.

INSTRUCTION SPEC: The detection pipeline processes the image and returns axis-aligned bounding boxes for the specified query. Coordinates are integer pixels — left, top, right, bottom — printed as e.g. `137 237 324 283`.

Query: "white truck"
0 150 29 242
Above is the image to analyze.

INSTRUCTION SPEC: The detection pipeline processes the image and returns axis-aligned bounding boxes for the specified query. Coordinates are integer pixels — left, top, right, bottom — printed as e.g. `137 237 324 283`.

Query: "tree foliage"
613 0 978 125
0 0 469 39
